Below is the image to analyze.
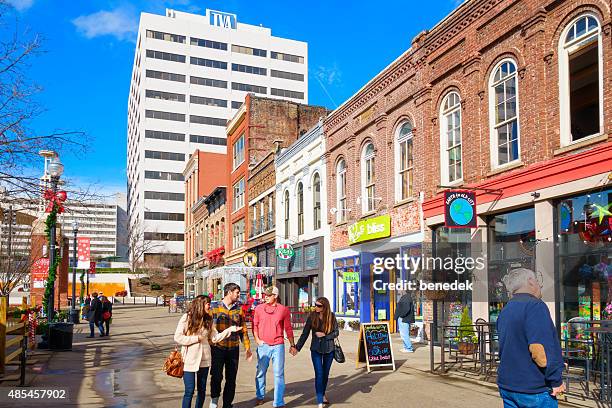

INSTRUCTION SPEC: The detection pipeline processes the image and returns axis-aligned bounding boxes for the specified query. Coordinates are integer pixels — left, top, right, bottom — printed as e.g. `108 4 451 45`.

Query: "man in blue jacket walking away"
497 268 565 407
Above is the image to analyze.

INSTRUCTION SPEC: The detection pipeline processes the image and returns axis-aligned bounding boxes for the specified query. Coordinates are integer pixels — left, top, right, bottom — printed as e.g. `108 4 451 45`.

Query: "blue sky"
7 0 460 197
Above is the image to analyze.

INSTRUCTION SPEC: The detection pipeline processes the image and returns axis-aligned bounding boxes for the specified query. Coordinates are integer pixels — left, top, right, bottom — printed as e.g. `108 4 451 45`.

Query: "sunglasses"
315 303 324 308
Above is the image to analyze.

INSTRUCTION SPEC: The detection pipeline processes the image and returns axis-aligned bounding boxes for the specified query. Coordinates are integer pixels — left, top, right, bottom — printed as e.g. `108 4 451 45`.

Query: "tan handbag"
163 345 184 378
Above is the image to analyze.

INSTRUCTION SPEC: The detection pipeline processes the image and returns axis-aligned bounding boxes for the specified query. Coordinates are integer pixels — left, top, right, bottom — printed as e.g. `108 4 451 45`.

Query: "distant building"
127 7 309 266
59 194 127 262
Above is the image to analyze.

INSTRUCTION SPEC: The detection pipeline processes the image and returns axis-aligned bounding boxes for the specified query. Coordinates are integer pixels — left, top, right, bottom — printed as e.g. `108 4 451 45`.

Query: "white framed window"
361 143 376 213
232 134 245 170
440 92 463 184
297 182 304 235
232 218 245 249
313 173 321 230
232 178 245 212
489 59 520 168
284 190 290 239
394 121 414 202
559 14 603 145
336 159 347 223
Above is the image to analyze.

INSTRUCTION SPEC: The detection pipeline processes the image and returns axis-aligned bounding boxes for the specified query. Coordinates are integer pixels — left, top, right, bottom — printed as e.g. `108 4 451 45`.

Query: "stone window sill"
554 133 609 156
486 161 524 177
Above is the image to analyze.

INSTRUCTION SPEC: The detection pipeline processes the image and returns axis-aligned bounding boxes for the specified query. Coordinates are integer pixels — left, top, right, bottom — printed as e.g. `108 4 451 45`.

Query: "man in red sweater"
253 286 295 407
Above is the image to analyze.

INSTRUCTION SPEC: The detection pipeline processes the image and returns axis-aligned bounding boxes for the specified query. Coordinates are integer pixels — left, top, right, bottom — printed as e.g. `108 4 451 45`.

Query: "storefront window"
432 228 473 337
558 188 612 331
334 256 360 316
304 243 320 270
487 207 536 323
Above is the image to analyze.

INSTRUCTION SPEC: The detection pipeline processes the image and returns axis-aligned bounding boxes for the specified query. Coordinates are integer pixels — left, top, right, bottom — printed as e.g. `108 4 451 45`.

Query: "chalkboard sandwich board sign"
356 322 396 372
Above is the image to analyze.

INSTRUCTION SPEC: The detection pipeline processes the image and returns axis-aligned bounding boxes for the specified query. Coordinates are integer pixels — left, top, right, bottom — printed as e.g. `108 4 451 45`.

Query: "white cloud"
315 64 342 86
6 0 34 11
72 7 138 42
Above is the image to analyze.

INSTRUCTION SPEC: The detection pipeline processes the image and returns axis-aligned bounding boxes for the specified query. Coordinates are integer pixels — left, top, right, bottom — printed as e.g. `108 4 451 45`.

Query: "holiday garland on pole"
41 189 67 317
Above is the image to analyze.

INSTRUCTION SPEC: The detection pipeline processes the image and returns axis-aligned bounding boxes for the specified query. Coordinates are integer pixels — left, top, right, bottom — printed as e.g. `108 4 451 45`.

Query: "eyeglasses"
315 303 323 308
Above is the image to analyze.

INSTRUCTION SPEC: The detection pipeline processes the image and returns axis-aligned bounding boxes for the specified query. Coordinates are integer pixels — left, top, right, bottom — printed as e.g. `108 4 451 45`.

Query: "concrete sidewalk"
0 305 597 407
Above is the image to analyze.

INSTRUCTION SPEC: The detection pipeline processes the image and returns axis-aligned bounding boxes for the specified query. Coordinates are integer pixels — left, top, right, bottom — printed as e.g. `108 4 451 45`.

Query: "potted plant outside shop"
348 320 361 331
456 307 477 355
336 319 346 330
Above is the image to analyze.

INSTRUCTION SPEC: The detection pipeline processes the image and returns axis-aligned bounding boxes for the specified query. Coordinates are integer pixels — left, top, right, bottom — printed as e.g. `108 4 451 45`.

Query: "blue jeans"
89 321 104 336
311 350 334 404
397 318 413 351
183 367 209 408
255 343 285 407
499 388 558 408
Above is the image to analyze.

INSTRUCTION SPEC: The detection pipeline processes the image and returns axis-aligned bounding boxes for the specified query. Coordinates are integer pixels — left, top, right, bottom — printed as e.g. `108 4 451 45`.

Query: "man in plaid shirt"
210 283 252 408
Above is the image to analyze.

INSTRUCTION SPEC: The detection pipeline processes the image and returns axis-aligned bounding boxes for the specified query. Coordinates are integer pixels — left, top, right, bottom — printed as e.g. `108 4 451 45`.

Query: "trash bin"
49 322 74 351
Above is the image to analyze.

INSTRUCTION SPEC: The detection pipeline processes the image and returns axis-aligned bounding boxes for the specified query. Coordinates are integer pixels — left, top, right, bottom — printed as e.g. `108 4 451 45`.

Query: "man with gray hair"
497 268 565 407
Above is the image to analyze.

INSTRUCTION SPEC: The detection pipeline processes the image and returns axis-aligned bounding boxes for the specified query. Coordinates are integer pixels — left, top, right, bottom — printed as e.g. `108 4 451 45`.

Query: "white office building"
59 193 127 262
127 8 309 265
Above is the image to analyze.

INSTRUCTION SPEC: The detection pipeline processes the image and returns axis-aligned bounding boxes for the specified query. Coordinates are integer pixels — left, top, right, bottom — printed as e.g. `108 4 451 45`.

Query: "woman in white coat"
175 295 240 408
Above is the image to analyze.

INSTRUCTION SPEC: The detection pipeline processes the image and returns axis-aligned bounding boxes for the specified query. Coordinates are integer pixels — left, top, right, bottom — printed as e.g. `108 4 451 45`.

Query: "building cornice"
226 102 247 136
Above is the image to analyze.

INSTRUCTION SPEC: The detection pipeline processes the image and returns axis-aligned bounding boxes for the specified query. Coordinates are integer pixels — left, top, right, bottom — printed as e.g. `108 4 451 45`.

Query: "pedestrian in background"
295 297 338 408
209 283 253 408
497 268 565 407
175 295 240 408
395 290 415 353
86 292 104 338
253 286 295 407
101 295 113 336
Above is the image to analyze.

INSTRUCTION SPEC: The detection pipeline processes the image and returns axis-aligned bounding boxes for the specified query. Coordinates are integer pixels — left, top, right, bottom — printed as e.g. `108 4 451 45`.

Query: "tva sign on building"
208 9 237 29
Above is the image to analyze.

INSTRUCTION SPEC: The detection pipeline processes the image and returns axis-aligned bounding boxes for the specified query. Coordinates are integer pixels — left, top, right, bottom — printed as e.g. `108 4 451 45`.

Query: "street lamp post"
46 156 63 322
70 220 79 324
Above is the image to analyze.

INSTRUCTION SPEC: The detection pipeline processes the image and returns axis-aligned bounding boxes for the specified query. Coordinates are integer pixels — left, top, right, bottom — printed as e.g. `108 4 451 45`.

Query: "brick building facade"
246 152 276 275
225 95 328 276
324 0 612 334
183 150 227 297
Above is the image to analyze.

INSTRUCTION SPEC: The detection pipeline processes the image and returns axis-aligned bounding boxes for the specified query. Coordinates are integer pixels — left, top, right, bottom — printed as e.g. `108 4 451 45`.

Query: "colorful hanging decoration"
205 246 225 268
254 274 264 300
43 189 67 214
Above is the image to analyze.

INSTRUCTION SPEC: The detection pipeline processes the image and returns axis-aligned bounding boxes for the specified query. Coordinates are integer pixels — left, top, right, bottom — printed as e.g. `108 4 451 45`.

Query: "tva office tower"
127 8 308 266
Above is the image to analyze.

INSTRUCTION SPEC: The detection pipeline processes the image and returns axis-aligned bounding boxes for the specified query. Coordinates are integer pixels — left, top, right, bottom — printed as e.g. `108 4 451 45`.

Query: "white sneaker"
318 404 324 408
400 348 415 353
210 397 218 408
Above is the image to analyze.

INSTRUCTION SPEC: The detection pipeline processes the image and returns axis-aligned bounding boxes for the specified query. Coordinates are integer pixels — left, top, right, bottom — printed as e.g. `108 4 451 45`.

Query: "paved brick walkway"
5 305 594 407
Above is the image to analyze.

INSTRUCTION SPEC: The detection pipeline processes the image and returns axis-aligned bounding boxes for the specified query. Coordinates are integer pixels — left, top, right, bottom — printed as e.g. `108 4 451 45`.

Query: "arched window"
312 173 321 230
297 182 304 235
489 59 520 167
219 218 224 248
336 159 347 222
361 143 376 213
440 92 463 184
559 14 603 144
395 121 414 202
284 190 290 239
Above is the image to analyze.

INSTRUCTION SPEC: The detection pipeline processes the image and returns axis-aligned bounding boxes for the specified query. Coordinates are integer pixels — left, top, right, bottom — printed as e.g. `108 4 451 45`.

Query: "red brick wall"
226 95 328 256
198 152 228 198
325 0 612 251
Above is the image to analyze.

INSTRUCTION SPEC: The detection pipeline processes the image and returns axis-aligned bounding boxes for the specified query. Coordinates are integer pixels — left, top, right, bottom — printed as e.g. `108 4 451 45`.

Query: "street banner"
89 261 96 279
77 237 91 269
31 258 50 289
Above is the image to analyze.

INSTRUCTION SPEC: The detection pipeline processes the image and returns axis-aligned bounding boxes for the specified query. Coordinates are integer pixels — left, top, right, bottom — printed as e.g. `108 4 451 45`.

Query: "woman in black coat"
295 297 339 408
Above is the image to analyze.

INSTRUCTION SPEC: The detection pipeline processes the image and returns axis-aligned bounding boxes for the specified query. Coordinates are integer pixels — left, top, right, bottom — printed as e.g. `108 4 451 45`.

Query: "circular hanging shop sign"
243 252 258 267
444 191 477 228
276 243 294 260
